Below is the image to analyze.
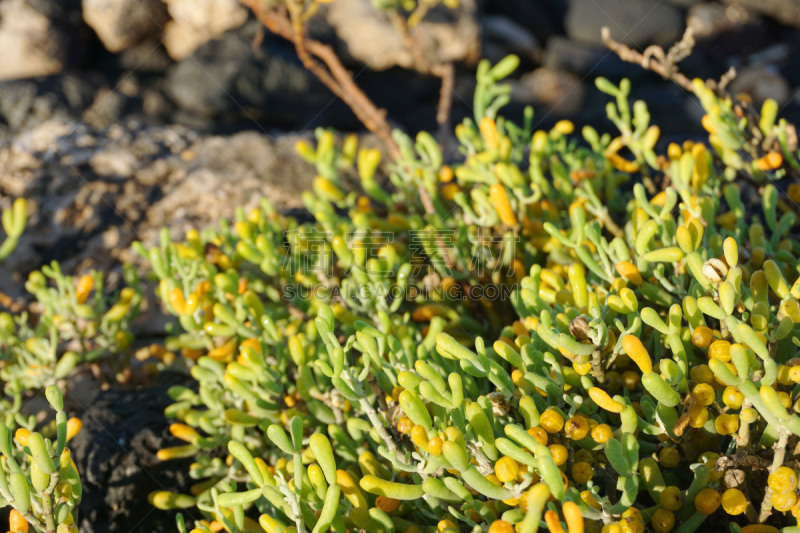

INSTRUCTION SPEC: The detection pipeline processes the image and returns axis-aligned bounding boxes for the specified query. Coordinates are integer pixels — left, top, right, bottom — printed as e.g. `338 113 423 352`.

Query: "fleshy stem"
340 366 400 456
736 398 752 448
42 470 61 533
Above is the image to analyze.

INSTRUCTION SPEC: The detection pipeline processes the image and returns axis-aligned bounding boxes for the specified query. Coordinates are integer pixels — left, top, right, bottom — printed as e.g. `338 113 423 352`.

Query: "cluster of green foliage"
0 201 141 532
2 43 800 533
129 57 800 533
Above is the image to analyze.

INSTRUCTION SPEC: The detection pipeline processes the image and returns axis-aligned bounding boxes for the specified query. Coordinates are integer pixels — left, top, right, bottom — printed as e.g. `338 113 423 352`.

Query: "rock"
480 0 566 44
0 0 83 80
82 0 168 52
723 0 800 28
0 117 340 296
162 0 249 60
510 67 586 115
481 15 540 65
0 74 102 132
544 36 642 79
728 64 791 105
165 22 335 129
565 0 683 47
69 379 202 532
325 0 481 70
687 3 754 38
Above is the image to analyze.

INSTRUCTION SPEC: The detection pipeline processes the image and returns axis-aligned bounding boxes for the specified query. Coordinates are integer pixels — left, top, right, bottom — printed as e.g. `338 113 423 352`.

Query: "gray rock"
510 67 586 115
481 15 540 65
0 74 100 131
82 0 168 52
69 380 199 532
565 0 684 47
480 0 566 44
165 22 333 129
723 0 800 28
544 36 641 79
325 0 481 70
687 2 755 38
0 117 350 295
0 0 82 80
162 0 249 60
728 64 791 105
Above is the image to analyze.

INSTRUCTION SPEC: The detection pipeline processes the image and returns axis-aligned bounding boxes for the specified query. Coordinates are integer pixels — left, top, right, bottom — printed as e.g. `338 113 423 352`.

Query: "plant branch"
240 0 400 160
602 27 696 93
388 10 455 142
758 429 789 523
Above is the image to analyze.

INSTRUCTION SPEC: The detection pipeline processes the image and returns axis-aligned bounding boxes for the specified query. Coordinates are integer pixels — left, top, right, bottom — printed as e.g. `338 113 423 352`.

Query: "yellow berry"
722 386 744 409
540 409 564 433
428 437 443 457
660 486 682 511
565 415 590 440
572 461 593 484
619 507 644 533
605 371 623 392
494 457 520 483
772 490 797 512
622 371 640 391
721 488 747 515
548 444 568 466
397 416 413 435
659 447 680 469
651 508 675 533
690 364 714 384
768 466 798 493
488 520 514 533
376 496 401 513
438 519 459 532
708 340 732 362
691 326 714 349
714 414 740 436
527 426 548 446
688 405 709 428
591 423 614 444
695 488 721 514
740 408 758 424
692 383 716 406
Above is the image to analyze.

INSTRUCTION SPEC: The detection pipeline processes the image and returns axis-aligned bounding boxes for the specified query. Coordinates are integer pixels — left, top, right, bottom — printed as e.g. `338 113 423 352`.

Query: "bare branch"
601 26 696 93
240 0 401 159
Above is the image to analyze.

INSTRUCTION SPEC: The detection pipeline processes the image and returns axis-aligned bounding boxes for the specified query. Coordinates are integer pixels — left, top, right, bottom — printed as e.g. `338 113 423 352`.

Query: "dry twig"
240 0 401 159
602 26 696 93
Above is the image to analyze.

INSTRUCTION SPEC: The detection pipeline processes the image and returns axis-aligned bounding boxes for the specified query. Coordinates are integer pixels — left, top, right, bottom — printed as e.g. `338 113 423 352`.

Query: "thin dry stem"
240 0 400 160
602 27 696 93
759 429 790 523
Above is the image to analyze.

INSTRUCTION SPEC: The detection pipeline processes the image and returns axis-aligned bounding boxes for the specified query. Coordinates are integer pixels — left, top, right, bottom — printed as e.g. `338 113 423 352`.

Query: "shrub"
0 201 137 532
135 56 800 533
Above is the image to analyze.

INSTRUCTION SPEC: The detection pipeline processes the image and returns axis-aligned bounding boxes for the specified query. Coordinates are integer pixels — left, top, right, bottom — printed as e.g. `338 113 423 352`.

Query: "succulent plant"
128 56 800 533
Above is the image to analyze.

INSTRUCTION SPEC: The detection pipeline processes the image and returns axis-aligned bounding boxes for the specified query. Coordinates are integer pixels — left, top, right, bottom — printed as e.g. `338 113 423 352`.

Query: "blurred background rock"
1 0 798 136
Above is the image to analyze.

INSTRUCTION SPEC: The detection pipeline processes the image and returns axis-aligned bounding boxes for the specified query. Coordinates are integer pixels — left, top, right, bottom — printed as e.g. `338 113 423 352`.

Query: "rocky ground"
1 0 800 530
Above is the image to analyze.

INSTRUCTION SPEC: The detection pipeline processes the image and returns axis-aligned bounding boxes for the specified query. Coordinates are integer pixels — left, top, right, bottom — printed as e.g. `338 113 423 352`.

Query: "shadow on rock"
68 374 201 532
